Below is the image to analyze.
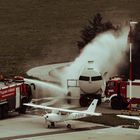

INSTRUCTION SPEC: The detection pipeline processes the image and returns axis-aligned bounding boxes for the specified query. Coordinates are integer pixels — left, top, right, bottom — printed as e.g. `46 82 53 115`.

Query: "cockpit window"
79 76 90 81
91 76 102 81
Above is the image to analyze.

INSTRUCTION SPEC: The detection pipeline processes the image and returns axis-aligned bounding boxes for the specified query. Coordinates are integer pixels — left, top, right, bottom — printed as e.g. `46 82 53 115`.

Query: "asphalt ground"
0 102 139 140
0 115 108 140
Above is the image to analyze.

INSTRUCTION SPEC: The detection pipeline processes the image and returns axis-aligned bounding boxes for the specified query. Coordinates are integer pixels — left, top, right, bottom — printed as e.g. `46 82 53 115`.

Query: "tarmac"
0 113 140 140
20 63 140 140
0 114 108 140
0 63 139 139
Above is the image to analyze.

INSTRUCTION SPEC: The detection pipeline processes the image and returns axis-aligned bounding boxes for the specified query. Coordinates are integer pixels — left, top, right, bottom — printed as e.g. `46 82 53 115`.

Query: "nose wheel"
48 122 55 128
66 124 71 129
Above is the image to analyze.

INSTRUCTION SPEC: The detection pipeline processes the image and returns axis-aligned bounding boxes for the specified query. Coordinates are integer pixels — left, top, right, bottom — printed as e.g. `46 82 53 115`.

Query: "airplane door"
16 87 20 108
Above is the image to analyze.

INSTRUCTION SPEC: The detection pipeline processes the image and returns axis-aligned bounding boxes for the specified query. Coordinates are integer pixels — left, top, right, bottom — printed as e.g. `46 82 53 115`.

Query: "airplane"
25 61 106 107
24 99 101 128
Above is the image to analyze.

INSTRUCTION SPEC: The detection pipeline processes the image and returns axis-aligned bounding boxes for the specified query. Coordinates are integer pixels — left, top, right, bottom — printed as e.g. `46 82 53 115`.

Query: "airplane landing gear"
48 122 55 128
66 124 71 129
64 121 72 129
79 94 101 107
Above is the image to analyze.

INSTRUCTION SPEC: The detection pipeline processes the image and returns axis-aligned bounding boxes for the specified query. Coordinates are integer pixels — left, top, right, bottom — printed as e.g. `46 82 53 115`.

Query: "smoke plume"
64 27 129 80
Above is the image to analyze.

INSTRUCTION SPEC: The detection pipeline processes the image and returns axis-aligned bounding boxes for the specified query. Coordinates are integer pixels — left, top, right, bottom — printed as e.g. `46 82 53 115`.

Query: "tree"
77 13 116 50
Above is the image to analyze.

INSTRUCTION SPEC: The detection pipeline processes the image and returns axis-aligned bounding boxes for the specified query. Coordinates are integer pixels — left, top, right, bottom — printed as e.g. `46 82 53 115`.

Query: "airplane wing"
24 102 101 116
24 103 86 114
117 115 140 121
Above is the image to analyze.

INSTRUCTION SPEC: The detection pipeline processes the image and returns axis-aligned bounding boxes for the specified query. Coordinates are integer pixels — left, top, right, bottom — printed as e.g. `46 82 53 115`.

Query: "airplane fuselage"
45 112 88 122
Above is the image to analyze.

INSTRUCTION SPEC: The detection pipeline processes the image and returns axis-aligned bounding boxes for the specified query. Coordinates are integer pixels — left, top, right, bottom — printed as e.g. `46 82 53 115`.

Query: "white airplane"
25 61 106 107
117 115 140 121
24 99 101 128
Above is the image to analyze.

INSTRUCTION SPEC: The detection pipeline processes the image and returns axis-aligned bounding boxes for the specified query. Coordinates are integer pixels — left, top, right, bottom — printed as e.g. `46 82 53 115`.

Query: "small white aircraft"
24 99 101 128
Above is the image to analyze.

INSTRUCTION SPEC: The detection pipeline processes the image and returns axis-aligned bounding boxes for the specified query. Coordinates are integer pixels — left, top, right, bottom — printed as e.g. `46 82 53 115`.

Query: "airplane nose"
44 114 48 120
45 116 49 121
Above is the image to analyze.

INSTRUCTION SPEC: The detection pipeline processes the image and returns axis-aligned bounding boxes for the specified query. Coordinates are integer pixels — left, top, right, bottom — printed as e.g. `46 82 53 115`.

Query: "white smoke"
27 27 129 87
25 26 130 104
64 27 129 80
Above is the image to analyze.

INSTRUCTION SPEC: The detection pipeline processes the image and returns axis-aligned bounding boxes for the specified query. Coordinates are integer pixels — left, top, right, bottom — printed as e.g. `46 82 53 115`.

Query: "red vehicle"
105 76 140 109
0 76 32 119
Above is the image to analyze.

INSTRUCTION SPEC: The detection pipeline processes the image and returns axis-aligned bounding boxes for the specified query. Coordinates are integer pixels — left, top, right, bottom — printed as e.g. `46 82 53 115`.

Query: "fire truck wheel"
111 97 123 110
18 106 27 114
2 104 9 119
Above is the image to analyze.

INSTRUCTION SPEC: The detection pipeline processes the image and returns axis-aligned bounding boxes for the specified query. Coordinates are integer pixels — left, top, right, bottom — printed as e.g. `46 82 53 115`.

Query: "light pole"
128 21 137 105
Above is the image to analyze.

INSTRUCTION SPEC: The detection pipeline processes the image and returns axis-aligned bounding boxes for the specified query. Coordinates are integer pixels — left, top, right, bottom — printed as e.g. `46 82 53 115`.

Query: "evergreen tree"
77 13 116 49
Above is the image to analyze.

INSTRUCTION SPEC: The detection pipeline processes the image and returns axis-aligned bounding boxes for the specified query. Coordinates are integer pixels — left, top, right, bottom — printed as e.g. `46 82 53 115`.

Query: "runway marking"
0 125 109 140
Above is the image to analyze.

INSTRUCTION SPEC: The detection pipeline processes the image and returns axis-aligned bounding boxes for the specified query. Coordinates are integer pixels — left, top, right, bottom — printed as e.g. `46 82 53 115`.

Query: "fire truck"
105 76 140 109
0 76 32 119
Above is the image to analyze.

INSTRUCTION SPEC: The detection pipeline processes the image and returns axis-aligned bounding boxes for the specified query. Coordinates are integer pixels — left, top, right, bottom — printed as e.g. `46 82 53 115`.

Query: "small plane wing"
24 99 101 116
117 115 140 121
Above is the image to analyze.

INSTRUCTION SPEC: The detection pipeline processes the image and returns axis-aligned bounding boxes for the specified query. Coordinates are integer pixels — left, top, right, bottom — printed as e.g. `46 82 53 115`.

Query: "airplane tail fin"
85 99 101 116
86 99 98 113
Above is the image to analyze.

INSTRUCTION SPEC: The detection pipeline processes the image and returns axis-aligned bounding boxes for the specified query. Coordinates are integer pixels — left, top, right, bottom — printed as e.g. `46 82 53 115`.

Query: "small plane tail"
86 99 98 113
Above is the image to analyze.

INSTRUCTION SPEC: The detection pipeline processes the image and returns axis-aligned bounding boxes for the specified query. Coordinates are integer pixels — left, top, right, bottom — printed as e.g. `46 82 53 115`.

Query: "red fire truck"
0 76 32 119
105 76 140 109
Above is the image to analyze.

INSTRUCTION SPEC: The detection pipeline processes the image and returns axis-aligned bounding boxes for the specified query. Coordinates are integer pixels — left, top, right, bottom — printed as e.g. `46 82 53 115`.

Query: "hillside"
0 0 139 76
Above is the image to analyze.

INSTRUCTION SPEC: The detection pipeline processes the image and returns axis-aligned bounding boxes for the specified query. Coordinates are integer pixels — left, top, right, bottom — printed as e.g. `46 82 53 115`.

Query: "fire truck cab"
105 76 140 109
0 76 32 119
